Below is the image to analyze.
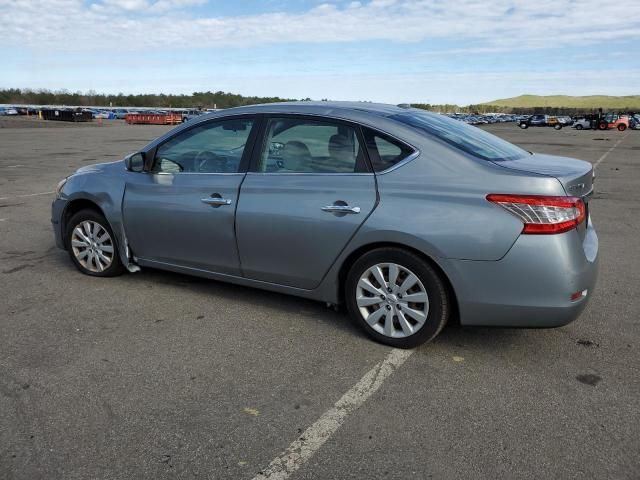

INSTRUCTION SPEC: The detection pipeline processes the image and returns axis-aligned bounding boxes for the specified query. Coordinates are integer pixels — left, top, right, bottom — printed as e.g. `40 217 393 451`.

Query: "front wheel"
554 123 562 130
345 248 450 348
65 209 125 277
519 123 528 129
617 124 627 131
575 124 583 130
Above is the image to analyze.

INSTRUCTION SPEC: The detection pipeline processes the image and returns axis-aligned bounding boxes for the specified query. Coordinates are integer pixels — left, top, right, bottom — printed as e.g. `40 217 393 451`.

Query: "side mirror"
125 152 145 172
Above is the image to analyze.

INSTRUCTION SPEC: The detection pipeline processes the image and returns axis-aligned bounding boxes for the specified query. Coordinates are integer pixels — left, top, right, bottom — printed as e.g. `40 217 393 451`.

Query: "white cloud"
1 0 639 102
0 0 638 51
100 0 150 11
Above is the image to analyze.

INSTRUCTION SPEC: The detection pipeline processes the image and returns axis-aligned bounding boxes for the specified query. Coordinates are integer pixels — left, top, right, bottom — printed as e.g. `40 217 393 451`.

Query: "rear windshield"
390 110 528 161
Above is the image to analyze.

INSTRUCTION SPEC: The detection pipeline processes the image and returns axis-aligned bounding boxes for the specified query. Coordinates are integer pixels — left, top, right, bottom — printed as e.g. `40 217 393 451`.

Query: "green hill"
483 95 640 109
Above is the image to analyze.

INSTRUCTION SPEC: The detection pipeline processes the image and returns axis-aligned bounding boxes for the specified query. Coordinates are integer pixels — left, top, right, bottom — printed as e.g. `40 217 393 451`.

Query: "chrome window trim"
151 172 246 176
375 150 421 175
246 172 375 177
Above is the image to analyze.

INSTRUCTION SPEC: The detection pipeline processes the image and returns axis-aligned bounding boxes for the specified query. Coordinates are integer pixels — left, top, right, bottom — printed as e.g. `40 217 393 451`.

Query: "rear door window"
257 117 368 173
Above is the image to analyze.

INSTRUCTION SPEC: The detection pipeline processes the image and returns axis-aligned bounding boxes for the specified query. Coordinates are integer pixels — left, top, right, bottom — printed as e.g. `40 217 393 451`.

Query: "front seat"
327 134 355 171
281 140 312 172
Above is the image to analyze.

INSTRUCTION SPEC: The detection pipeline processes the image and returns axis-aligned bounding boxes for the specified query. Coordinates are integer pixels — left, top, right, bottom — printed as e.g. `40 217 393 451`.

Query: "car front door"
530 115 544 126
235 116 377 289
122 116 257 275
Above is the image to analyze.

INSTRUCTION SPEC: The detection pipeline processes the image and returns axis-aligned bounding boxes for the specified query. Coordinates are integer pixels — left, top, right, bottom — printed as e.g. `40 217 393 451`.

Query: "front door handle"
201 195 232 207
321 204 361 214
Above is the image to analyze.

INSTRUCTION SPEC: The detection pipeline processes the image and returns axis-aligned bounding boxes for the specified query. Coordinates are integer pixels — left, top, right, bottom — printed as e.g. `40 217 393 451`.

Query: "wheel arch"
336 241 460 324
61 198 108 249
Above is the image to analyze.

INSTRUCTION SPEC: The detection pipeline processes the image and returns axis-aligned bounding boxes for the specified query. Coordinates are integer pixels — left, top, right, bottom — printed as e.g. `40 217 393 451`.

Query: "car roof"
145 101 436 152
199 101 414 122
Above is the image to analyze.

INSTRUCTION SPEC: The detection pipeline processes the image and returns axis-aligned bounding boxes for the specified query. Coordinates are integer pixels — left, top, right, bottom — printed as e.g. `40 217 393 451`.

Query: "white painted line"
0 191 54 201
0 218 6 222
16 191 55 198
253 348 414 480
594 132 629 168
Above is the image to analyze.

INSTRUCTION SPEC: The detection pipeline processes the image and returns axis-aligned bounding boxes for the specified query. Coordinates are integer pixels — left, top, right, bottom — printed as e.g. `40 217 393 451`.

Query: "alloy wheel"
356 263 430 338
71 220 115 273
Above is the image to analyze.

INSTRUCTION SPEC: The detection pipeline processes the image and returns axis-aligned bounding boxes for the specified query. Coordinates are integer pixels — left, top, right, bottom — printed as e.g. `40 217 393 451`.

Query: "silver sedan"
52 103 598 348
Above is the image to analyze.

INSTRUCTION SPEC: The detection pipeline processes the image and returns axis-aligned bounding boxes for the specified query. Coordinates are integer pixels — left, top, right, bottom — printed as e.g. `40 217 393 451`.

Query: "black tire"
519 123 528 129
554 123 562 130
575 124 583 130
617 124 626 132
345 248 450 348
599 122 608 130
65 209 126 277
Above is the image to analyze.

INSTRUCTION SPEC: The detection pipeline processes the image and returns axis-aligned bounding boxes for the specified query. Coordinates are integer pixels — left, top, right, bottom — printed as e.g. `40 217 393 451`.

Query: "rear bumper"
51 198 67 250
448 218 598 327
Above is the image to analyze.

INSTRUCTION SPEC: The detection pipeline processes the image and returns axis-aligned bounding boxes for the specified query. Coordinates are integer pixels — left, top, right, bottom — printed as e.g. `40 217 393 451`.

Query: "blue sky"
1 0 639 104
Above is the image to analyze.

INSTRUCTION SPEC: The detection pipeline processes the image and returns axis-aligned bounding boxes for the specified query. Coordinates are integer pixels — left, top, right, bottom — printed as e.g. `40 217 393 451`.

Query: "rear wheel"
65 209 125 277
519 123 528 129
554 123 562 130
599 121 608 130
617 124 626 131
345 248 450 348
575 124 583 130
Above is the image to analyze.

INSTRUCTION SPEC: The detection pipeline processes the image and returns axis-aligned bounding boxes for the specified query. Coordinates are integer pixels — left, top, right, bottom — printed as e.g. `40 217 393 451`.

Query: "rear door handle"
321 205 360 214
201 196 232 206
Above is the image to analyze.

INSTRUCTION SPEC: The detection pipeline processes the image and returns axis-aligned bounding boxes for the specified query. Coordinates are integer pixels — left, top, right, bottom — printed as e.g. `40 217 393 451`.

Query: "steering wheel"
228 143 246 153
195 151 226 173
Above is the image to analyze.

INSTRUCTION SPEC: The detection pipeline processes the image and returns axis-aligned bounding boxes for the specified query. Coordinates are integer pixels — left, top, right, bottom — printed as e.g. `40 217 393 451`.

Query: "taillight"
486 194 586 234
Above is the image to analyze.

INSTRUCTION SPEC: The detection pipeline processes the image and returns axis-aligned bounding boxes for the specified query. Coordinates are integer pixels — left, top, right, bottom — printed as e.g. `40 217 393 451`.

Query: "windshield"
390 110 528 161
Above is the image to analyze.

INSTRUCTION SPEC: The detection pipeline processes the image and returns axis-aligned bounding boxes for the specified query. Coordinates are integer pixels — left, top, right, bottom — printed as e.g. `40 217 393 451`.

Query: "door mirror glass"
126 152 145 172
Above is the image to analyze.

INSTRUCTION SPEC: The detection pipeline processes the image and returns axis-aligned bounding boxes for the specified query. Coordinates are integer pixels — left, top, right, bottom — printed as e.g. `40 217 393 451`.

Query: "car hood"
75 159 124 175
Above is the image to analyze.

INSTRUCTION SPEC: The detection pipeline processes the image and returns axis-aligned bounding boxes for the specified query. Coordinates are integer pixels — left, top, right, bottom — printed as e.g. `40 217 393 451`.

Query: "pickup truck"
182 110 205 123
519 114 563 130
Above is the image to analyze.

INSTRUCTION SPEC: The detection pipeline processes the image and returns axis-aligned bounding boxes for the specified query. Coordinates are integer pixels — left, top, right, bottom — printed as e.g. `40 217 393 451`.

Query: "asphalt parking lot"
1 118 639 480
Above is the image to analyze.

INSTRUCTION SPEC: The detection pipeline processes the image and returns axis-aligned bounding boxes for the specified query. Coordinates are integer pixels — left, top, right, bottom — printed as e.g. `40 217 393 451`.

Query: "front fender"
58 171 132 270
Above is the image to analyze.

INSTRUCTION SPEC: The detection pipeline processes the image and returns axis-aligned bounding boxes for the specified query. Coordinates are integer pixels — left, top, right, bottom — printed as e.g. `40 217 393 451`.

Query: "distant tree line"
0 88 295 109
1 88 635 115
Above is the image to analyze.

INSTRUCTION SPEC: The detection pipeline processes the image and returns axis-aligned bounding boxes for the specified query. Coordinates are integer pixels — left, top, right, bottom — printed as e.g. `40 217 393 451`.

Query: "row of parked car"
516 113 640 131
0 106 19 115
446 113 525 124
439 111 640 132
570 113 640 131
4 104 640 131
0 105 211 123
85 107 213 122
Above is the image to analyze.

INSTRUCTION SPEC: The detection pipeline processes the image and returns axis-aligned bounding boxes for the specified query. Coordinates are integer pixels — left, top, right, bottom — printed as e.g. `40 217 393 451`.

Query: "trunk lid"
492 153 593 197
491 153 594 239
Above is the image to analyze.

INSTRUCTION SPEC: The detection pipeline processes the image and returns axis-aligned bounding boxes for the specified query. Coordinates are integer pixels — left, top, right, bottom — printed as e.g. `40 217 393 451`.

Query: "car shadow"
132 266 363 337
49 251 544 350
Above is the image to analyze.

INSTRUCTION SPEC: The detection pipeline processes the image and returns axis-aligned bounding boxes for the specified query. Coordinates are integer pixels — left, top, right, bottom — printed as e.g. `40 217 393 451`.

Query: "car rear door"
122 116 258 275
235 115 377 289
